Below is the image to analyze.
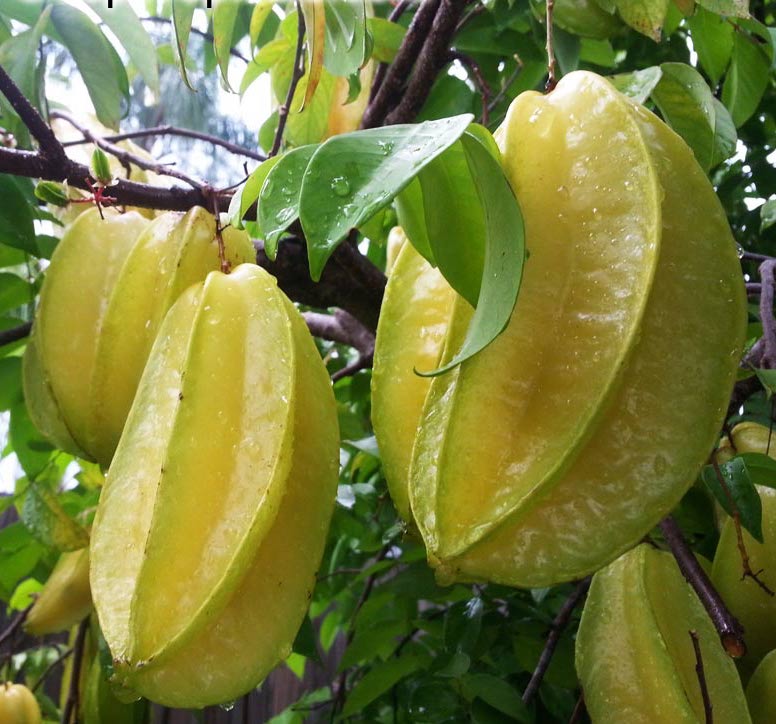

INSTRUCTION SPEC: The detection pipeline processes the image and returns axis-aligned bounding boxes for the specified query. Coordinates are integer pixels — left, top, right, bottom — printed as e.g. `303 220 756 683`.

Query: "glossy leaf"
0 273 30 315
21 482 89 552
171 0 197 91
761 199 776 232
737 453 776 489
367 17 405 63
613 0 669 40
300 0 325 108
650 62 736 170
722 31 772 128
299 114 473 280
50 4 129 129
258 145 318 258
0 175 35 253
213 0 241 91
702 457 764 542
418 131 525 376
228 156 281 229
696 0 748 16
83 0 160 96
687 7 733 86
609 66 662 104
323 0 367 78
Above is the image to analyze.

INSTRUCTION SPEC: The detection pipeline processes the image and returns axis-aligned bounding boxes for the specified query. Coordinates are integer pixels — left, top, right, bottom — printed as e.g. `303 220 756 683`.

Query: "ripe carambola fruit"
90 264 339 707
1 683 40 724
711 424 776 680
0 683 41 724
372 240 456 521
388 71 744 587
576 545 750 723
24 546 91 635
746 649 776 724
24 206 254 467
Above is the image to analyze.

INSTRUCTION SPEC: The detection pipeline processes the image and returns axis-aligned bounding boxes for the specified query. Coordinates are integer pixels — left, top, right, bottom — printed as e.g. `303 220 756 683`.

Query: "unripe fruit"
746 649 776 724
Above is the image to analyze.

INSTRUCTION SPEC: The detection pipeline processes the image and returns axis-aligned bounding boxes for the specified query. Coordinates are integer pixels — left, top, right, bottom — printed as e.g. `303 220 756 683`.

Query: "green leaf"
338 620 409 670
701 457 764 542
286 68 337 146
341 653 431 717
687 7 734 86
419 132 525 376
754 367 776 397
0 244 25 269
609 66 662 104
722 31 772 128
91 147 113 184
21 482 90 552
367 17 405 63
696 0 748 17
240 37 290 95
0 175 35 253
228 156 281 229
50 4 129 129
292 615 322 664
323 0 367 78
249 0 275 48
613 0 669 40
650 62 736 171
299 114 473 280
395 178 434 264
761 199 776 232
737 453 776 489
9 577 42 611
0 273 31 315
0 356 22 410
0 6 50 110
10 402 54 479
171 0 197 91
34 181 69 208
82 0 160 96
414 138 486 306
461 674 532 722
213 0 241 91
258 145 318 258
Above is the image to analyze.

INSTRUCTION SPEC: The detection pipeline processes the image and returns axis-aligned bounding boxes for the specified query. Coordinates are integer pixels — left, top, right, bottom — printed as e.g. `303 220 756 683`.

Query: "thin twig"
63 125 266 162
487 56 523 114
689 630 713 724
0 604 32 649
449 51 491 125
747 282 762 296
522 578 591 704
545 0 557 91
385 0 468 126
331 351 374 382
742 250 775 263
568 692 586 724
659 515 747 657
0 64 66 162
711 456 775 596
0 321 32 348
31 646 72 693
60 618 88 724
270 2 306 158
51 110 202 189
362 0 442 128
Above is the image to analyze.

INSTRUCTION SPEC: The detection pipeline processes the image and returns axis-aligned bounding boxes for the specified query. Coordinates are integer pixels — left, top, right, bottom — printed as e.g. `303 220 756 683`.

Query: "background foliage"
0 0 775 721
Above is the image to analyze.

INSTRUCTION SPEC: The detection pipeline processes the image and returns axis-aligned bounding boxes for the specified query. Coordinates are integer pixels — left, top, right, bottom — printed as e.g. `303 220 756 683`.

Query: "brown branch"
659 515 747 658
0 64 66 163
0 604 32 649
689 630 713 724
545 0 557 91
50 110 203 189
270 2 306 158
362 0 442 128
0 321 32 348
63 125 266 162
449 51 491 125
303 310 375 355
568 693 586 724
711 456 775 596
522 578 591 704
760 260 776 367
487 56 523 116
331 352 374 382
60 618 88 724
368 0 413 103
384 0 468 126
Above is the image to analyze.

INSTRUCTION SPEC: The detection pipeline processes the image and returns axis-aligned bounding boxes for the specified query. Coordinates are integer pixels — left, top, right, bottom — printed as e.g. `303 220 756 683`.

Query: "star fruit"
373 71 746 587
90 264 339 707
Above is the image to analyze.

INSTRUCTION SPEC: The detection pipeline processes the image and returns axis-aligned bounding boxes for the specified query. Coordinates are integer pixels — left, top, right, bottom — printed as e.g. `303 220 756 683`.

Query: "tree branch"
384 0 468 126
759 259 776 368
689 630 714 724
522 578 591 704
449 51 491 125
0 64 66 163
368 0 413 103
361 0 442 128
51 110 202 189
63 125 266 162
0 321 32 348
61 618 88 724
303 310 374 355
270 2 305 158
659 515 747 658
